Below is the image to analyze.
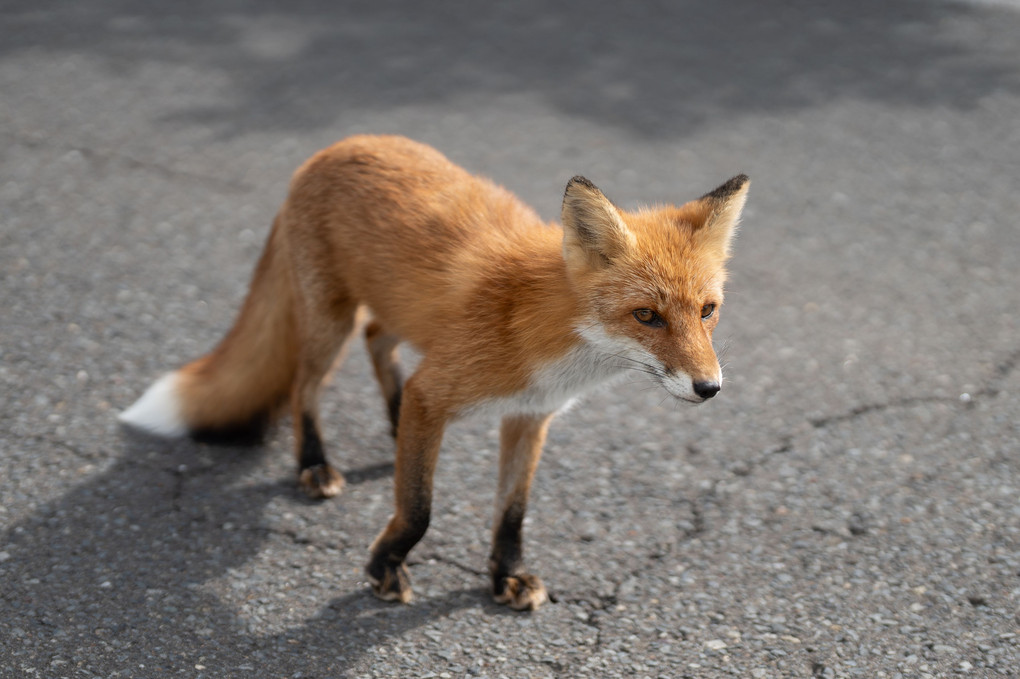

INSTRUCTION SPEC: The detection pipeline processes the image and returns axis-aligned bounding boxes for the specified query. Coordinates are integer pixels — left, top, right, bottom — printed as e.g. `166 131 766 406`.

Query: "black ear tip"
703 174 750 201
565 175 598 195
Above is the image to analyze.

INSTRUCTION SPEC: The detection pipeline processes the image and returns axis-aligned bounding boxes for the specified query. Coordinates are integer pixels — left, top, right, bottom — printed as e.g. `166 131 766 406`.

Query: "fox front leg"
365 376 445 603
489 413 554 611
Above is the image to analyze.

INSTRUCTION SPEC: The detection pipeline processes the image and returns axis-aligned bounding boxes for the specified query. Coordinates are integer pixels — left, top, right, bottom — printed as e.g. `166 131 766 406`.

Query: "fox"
119 135 748 611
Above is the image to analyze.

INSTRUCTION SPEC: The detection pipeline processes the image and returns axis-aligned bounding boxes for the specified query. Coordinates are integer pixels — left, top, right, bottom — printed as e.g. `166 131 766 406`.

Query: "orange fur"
179 217 299 435
121 135 748 608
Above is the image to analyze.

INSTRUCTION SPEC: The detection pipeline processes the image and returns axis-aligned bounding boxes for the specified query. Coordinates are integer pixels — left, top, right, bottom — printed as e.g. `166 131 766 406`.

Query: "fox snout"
692 379 721 400
680 375 722 403
657 367 722 404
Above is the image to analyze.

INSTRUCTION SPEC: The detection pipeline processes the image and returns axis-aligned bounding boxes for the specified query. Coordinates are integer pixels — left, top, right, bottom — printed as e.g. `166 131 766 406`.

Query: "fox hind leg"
291 296 359 499
364 320 404 438
489 413 554 611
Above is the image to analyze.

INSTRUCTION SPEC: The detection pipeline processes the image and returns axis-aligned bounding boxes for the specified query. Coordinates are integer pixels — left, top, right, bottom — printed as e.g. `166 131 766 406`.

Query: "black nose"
693 380 721 400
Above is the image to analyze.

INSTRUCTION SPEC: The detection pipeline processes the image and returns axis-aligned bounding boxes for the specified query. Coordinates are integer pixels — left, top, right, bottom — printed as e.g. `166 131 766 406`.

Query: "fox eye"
633 309 666 327
701 303 717 320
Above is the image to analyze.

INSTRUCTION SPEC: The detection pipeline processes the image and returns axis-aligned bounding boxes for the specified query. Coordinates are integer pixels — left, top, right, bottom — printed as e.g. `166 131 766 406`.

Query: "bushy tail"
119 218 298 442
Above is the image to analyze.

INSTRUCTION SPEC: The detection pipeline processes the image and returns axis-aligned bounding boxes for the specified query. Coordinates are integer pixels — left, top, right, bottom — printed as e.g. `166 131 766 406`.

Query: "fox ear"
561 176 634 270
692 174 749 259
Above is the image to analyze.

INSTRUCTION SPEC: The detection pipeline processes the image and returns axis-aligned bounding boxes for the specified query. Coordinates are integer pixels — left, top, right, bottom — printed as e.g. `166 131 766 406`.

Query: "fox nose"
693 380 721 400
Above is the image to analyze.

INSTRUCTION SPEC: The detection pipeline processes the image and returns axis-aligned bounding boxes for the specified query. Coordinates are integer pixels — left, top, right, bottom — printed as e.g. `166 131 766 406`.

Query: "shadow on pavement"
0 434 479 675
3 0 1019 138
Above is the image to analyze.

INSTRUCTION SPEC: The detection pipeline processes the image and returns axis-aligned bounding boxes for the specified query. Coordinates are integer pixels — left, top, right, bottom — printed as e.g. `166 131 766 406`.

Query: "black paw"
366 558 413 603
298 463 345 499
493 573 548 611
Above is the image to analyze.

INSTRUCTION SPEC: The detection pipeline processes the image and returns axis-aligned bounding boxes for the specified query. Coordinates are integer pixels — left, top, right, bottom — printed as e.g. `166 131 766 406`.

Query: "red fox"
120 135 748 610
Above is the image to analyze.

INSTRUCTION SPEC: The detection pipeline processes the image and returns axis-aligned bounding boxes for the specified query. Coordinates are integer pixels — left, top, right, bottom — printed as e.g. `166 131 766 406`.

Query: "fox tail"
119 218 298 442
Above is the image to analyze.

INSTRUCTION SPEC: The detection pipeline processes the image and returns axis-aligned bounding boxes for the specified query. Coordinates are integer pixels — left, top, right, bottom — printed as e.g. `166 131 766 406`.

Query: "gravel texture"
2 1 1019 677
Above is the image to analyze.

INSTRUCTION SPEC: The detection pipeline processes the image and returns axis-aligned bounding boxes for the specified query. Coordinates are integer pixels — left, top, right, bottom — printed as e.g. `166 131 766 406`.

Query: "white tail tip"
118 372 188 437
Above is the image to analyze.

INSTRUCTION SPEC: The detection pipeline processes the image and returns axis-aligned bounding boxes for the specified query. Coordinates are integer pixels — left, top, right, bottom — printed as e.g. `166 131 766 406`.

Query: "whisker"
602 351 662 375
608 364 661 379
608 364 660 379
716 333 734 350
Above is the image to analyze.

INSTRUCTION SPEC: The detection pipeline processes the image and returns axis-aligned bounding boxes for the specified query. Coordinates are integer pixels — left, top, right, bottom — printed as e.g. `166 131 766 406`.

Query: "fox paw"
493 573 548 611
298 463 345 499
367 561 413 603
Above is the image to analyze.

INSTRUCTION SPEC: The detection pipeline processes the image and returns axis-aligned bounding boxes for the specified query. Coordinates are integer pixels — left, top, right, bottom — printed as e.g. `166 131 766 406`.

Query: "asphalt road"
2 1 1019 677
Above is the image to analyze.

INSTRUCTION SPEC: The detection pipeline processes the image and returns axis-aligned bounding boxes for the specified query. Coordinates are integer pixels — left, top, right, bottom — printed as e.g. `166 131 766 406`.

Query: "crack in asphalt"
413 551 487 578
727 344 1020 497
807 394 961 429
559 583 620 657
809 345 1018 430
0 428 103 462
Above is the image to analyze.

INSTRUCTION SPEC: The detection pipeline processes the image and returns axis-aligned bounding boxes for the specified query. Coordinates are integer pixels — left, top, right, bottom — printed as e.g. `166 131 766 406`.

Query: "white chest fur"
466 339 628 419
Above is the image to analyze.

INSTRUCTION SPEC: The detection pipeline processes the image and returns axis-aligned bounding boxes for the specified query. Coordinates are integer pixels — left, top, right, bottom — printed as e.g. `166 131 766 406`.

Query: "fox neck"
467 246 627 416
490 241 596 363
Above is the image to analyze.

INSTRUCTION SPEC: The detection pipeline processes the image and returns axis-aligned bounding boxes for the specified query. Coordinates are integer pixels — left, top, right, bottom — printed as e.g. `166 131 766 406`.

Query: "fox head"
561 174 749 403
